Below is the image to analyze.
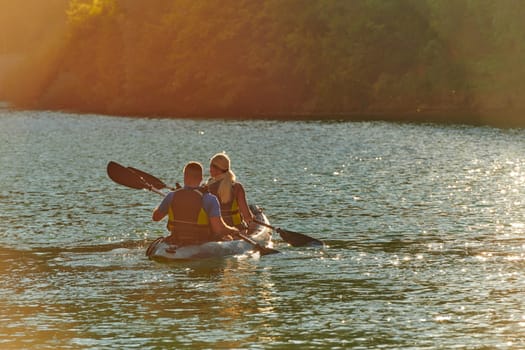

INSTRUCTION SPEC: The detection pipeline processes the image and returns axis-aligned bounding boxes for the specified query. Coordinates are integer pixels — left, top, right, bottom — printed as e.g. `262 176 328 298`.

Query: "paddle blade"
107 161 149 190
128 166 167 189
258 246 280 256
276 228 324 247
252 219 324 248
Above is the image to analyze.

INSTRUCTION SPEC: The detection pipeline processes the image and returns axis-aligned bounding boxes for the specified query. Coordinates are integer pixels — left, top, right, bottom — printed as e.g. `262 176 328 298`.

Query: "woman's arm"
235 183 254 224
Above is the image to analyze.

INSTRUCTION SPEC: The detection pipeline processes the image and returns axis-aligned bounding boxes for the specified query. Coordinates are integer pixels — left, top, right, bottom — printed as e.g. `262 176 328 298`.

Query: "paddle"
128 166 179 190
110 162 324 248
236 232 280 255
253 219 324 247
106 161 165 195
106 161 278 256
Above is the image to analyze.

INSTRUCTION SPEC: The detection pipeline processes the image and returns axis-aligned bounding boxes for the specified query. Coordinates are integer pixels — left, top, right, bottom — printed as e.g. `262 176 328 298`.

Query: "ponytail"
216 170 236 204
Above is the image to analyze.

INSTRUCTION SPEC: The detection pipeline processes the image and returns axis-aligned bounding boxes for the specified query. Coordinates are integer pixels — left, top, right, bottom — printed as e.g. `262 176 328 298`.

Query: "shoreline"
3 104 523 129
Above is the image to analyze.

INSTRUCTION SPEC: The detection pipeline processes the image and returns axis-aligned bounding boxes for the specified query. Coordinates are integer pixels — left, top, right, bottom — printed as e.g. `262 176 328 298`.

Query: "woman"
206 152 254 229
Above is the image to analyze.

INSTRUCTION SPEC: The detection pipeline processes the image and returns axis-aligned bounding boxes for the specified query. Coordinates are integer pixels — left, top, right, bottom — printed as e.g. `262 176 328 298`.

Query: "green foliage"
2 0 524 125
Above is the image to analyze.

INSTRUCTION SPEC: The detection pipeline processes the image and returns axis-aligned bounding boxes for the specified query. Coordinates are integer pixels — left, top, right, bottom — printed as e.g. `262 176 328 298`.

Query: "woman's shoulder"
232 181 245 188
233 181 247 195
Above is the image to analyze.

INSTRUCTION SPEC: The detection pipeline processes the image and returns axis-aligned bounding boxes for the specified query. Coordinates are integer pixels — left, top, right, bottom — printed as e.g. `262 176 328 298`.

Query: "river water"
0 110 524 349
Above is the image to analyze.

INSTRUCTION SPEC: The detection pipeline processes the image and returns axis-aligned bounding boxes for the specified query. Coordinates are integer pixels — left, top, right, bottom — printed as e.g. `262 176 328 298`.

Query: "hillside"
1 0 524 127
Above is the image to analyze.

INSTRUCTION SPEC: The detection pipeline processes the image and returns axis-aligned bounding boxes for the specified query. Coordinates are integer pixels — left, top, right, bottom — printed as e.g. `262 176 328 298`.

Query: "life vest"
167 187 213 245
207 180 242 227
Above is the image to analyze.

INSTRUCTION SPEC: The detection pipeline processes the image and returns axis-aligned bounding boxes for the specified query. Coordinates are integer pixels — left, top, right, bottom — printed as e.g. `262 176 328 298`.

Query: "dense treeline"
1 0 524 126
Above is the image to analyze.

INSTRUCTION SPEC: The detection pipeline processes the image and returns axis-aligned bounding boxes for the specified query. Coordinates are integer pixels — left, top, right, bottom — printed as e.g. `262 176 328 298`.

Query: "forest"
1 0 524 127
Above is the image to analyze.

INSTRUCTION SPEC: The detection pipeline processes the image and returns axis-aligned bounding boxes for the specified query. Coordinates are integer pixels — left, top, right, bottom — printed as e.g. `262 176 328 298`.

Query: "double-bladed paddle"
108 161 324 248
106 161 279 256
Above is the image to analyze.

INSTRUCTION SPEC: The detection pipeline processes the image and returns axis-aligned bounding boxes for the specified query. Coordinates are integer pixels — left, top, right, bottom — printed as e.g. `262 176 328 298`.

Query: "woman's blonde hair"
209 152 236 204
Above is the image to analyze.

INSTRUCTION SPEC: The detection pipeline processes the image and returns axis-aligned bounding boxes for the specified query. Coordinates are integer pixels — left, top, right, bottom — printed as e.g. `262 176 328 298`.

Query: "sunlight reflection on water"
0 111 524 348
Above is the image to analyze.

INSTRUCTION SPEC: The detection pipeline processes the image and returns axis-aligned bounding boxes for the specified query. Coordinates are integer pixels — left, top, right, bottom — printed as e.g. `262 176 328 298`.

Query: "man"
152 161 239 245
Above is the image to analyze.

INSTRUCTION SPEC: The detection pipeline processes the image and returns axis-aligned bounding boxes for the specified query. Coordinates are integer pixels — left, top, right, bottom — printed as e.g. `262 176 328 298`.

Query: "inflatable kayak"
146 205 274 261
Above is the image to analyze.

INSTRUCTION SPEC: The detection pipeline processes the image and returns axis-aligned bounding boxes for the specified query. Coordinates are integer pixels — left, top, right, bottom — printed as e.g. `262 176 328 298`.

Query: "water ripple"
0 112 524 348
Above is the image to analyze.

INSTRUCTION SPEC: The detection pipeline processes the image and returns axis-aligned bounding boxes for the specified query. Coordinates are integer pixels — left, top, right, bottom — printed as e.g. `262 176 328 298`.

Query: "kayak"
146 205 274 261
